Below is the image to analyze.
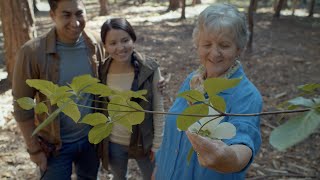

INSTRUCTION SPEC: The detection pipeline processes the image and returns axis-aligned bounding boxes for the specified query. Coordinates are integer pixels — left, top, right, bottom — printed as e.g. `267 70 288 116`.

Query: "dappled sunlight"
87 2 210 29
257 7 320 18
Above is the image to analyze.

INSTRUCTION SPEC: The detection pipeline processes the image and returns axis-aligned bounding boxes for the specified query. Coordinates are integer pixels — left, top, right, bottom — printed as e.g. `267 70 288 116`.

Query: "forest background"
0 0 319 179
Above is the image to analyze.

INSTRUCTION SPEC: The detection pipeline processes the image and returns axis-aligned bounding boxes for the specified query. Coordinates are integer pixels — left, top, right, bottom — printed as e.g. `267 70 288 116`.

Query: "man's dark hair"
48 0 83 11
100 18 137 44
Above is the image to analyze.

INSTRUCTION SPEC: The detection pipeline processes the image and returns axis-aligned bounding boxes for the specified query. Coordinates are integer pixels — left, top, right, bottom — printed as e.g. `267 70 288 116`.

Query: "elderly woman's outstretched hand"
186 131 252 173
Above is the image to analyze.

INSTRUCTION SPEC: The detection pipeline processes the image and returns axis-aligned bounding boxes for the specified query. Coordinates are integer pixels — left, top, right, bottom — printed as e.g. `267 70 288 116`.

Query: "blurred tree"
99 0 109 15
308 0 315 17
274 0 285 17
247 0 257 50
0 0 37 82
192 0 201 6
167 0 180 11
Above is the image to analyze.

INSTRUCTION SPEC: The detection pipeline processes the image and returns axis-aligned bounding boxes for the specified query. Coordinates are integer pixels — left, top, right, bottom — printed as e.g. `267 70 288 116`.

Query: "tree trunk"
192 0 201 6
247 0 256 51
167 0 180 11
274 0 285 18
0 0 37 82
99 0 108 16
308 0 315 17
180 0 186 20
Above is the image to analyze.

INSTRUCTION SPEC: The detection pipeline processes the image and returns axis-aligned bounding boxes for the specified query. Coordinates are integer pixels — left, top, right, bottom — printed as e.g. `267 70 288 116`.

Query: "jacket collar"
102 51 158 89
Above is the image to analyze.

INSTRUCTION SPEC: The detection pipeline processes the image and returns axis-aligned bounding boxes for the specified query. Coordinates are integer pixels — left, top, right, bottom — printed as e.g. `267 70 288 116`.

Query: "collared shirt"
12 27 104 149
155 66 262 180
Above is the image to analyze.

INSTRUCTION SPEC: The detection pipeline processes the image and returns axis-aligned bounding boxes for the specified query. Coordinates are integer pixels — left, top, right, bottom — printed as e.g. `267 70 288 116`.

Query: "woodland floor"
0 1 320 180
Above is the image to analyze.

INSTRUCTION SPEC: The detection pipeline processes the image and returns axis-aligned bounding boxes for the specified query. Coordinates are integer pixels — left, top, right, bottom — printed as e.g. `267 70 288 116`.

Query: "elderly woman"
154 3 262 180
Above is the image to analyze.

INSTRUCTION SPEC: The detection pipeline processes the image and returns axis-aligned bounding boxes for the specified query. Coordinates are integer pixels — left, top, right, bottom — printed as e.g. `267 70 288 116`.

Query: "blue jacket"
155 66 262 180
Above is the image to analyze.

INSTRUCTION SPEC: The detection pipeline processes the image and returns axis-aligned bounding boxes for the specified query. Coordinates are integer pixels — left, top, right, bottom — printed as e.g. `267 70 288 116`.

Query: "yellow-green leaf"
57 98 81 122
88 123 113 144
178 90 205 104
187 147 194 165
298 83 320 93
26 79 59 97
209 95 226 112
17 97 35 110
49 86 73 105
177 104 208 131
204 77 241 96
126 101 145 125
82 83 113 96
81 113 108 126
69 74 100 94
108 96 133 132
118 89 148 102
35 102 48 114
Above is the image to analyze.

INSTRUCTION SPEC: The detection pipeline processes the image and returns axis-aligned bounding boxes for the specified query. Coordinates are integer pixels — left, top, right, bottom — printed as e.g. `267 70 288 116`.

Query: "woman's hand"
149 150 155 162
186 131 252 173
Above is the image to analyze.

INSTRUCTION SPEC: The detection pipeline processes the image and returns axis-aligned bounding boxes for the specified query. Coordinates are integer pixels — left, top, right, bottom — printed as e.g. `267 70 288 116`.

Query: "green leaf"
57 98 81 122
26 79 59 97
118 89 148 102
298 83 320 93
88 123 113 144
49 86 73 105
204 77 241 96
81 113 108 126
69 75 100 94
187 147 194 165
178 90 205 104
209 95 226 112
35 102 48 114
287 97 315 108
287 105 298 110
82 83 113 96
177 104 208 131
269 110 320 151
32 107 63 136
126 101 145 125
108 96 133 132
17 97 35 110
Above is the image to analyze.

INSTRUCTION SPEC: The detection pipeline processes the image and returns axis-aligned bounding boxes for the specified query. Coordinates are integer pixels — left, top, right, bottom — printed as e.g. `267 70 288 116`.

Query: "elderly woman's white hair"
192 3 249 51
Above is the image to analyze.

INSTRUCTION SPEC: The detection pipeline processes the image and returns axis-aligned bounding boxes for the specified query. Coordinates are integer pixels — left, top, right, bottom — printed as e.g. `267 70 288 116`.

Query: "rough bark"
274 0 285 18
192 0 201 6
99 0 109 15
308 0 315 17
180 0 186 20
0 0 37 82
167 0 180 11
247 0 256 50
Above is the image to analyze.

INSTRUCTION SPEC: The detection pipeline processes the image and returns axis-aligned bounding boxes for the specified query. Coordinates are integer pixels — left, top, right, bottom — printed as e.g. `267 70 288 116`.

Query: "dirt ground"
0 1 320 180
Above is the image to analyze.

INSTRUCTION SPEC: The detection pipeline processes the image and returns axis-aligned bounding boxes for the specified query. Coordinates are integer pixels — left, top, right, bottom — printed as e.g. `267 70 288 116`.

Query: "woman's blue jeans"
40 137 99 180
108 142 154 180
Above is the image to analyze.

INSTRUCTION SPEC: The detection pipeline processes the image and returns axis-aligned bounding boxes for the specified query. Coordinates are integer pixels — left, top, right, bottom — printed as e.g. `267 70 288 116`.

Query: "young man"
12 0 104 179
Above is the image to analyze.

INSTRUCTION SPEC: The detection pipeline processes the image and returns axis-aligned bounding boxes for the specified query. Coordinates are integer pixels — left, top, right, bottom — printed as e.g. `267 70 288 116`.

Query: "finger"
186 131 204 152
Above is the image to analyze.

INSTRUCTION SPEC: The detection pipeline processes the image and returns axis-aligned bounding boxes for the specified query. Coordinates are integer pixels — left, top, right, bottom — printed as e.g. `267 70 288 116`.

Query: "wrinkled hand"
186 131 229 170
29 152 47 171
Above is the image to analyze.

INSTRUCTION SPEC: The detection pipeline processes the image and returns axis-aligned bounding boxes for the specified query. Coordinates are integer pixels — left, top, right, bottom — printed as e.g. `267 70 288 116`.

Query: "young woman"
99 18 164 180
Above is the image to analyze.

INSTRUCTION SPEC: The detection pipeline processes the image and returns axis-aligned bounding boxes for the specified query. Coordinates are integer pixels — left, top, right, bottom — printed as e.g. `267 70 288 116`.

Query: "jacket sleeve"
12 43 39 122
